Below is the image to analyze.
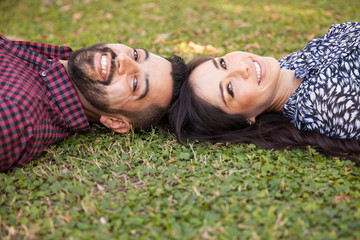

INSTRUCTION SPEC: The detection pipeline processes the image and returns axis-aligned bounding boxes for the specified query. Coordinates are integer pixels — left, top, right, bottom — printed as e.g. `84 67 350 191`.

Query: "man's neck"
74 87 102 123
59 59 101 123
59 60 68 70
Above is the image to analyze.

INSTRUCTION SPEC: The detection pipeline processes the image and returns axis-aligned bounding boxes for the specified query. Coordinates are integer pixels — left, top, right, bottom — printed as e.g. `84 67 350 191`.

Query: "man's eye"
133 49 139 61
133 77 138 92
220 58 227 69
227 82 234 98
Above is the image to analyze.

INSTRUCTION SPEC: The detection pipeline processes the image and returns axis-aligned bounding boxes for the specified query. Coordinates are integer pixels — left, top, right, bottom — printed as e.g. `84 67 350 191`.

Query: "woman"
170 22 360 163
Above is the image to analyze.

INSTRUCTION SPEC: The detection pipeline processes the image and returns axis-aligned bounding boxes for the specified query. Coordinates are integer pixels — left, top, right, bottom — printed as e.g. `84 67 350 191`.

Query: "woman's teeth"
254 61 261 83
101 55 107 77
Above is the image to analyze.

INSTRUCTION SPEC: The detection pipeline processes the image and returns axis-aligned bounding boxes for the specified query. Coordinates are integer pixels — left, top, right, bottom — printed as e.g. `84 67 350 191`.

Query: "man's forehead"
106 44 160 59
106 43 129 48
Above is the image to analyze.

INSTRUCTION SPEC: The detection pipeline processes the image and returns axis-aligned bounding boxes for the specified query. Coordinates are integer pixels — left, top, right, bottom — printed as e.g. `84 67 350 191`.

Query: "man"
0 34 186 171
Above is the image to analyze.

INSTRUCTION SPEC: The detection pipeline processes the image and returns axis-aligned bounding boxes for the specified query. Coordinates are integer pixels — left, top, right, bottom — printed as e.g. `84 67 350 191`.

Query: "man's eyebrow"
141 48 149 60
219 82 227 106
138 73 149 100
212 58 219 69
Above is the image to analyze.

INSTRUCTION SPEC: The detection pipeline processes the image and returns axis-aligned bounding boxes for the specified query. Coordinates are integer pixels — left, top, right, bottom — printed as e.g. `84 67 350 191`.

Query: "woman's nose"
227 63 249 80
116 54 140 75
237 64 249 79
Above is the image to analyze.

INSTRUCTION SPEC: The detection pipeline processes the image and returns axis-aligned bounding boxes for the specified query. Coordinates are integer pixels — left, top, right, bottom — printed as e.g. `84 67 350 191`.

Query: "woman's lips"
253 59 266 85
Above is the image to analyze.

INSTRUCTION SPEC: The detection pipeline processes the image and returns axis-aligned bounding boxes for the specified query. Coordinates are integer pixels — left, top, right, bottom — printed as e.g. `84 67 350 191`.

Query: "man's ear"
99 116 131 133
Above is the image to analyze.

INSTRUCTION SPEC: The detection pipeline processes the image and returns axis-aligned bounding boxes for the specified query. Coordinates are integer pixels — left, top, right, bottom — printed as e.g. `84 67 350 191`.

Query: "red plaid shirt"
0 34 90 171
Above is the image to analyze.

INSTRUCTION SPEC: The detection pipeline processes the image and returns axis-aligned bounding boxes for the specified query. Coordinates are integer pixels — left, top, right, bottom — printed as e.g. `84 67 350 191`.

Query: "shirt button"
41 71 47 77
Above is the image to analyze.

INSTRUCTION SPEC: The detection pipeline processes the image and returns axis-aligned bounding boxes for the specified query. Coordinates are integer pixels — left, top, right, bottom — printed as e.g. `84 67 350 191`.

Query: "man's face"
68 43 173 114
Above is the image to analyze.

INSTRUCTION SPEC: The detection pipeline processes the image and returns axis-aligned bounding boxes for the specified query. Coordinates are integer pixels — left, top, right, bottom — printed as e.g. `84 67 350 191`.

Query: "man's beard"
67 43 117 113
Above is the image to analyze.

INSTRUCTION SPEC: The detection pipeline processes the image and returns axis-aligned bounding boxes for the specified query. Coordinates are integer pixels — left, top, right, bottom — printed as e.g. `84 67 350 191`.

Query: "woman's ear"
247 117 256 125
99 116 131 133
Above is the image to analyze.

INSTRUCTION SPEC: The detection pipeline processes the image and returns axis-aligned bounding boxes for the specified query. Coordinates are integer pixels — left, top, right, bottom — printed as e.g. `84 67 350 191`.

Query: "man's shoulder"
0 34 73 60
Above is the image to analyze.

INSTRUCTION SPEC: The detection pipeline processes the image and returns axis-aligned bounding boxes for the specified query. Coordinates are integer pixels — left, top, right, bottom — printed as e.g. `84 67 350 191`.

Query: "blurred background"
1 0 359 60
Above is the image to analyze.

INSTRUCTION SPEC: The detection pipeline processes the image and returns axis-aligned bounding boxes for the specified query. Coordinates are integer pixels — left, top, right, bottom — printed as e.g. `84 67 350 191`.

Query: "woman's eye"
220 58 227 69
227 82 234 98
133 49 139 61
133 77 138 91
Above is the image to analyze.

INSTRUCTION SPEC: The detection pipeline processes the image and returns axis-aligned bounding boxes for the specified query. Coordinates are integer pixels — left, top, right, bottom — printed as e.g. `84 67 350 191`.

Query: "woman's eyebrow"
212 58 219 69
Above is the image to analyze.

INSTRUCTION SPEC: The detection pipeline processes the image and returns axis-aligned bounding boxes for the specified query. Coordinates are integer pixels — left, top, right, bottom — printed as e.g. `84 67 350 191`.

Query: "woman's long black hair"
169 57 360 165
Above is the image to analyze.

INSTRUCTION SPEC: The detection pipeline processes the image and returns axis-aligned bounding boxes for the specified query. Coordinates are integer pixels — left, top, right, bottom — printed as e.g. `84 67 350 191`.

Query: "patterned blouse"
279 22 360 140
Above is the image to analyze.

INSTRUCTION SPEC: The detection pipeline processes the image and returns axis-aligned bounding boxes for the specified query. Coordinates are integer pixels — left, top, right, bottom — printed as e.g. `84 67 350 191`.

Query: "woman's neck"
268 69 302 112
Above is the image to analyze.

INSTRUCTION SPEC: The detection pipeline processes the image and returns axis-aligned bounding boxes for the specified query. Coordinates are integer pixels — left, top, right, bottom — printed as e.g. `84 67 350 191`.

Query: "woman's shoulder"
279 22 360 78
284 75 360 139
325 22 360 37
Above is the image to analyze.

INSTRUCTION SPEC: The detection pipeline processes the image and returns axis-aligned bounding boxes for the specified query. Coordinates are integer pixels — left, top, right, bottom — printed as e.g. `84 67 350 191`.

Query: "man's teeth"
254 61 261 83
101 55 107 77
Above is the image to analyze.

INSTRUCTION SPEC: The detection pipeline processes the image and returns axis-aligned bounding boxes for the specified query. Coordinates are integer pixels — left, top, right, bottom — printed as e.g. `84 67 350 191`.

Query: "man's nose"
116 54 140 75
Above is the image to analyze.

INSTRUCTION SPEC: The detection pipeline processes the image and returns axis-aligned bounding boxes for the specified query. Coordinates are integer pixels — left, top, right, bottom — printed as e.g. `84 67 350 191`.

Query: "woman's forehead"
190 60 218 83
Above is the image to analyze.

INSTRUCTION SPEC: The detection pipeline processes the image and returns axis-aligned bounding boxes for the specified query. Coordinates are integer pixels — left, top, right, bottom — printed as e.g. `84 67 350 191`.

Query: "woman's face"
190 51 281 120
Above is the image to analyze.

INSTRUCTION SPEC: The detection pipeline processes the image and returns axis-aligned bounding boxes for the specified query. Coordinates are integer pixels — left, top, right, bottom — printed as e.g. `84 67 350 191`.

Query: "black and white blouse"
279 22 360 139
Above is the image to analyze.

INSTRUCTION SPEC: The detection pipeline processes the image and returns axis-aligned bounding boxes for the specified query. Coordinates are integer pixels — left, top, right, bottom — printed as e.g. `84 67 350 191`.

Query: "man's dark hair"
117 55 187 130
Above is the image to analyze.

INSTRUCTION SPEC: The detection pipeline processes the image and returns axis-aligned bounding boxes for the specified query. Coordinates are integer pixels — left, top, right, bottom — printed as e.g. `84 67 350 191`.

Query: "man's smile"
96 52 111 81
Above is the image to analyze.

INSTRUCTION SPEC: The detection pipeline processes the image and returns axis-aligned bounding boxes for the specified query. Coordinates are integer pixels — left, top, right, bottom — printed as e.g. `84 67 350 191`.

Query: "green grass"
1 0 360 239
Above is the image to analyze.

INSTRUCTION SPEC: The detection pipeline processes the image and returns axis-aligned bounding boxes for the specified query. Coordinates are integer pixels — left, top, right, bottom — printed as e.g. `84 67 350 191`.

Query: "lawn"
1 0 360 239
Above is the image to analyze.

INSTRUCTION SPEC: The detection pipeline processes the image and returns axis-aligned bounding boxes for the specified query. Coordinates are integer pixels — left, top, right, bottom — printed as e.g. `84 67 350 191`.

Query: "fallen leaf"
100 217 107 225
270 13 282 20
158 33 171 39
43 0 52 5
105 13 113 19
243 42 261 51
128 38 134 45
187 165 195 172
72 12 83 22
60 5 71 12
170 39 179 44
232 20 250 28
188 41 205 53
145 15 162 21
307 33 316 41
97 184 105 191
167 158 177 163
141 3 158 9
334 195 350 203
211 163 219 169
205 44 219 55
7 226 16 235
41 6 48 13
263 5 271 12
192 186 201 196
